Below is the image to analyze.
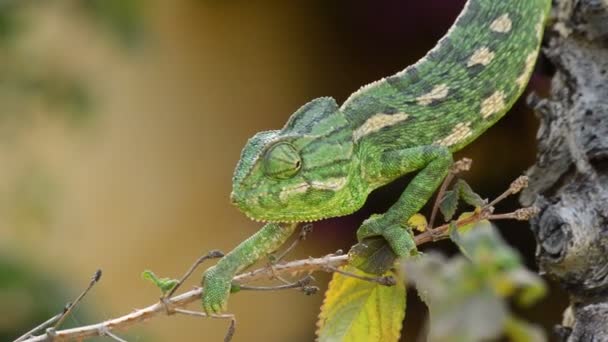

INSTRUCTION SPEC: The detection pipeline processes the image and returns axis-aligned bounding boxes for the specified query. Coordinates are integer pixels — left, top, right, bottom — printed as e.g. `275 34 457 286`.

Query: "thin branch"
273 223 313 262
165 250 224 298
488 176 529 208
18 253 348 342
13 313 62 342
14 270 102 342
20 176 536 342
103 330 128 342
54 269 103 329
238 275 314 291
325 265 396 286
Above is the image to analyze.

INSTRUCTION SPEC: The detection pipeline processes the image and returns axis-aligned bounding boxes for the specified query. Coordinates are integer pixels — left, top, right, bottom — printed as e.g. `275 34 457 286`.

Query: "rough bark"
520 0 608 340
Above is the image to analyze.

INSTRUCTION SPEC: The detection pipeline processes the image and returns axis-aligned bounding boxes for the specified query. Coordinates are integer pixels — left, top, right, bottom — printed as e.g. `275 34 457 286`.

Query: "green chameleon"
202 0 550 314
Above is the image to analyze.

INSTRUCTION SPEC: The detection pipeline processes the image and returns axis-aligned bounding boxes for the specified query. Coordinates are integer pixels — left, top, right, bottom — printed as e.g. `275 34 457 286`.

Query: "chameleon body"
202 0 550 313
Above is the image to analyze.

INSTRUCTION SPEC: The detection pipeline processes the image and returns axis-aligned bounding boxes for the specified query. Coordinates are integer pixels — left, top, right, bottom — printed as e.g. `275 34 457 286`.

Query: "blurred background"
0 0 567 341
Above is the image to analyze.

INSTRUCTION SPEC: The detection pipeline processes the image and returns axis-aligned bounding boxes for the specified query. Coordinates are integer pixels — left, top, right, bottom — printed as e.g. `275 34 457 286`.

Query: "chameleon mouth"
238 203 340 224
242 210 327 224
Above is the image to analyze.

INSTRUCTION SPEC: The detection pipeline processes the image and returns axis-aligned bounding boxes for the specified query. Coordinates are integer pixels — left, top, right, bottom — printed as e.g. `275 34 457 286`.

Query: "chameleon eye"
263 142 302 179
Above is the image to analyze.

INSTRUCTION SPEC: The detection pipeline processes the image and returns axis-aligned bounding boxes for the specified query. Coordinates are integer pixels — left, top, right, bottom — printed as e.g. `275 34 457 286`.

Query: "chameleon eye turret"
263 142 301 179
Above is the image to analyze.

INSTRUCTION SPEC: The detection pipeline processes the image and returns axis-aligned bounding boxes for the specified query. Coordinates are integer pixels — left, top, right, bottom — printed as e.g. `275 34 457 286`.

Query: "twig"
325 265 396 286
165 250 224 298
53 269 103 330
238 275 314 291
20 176 536 342
19 253 349 342
273 223 313 262
103 330 128 342
488 176 529 208
13 313 63 342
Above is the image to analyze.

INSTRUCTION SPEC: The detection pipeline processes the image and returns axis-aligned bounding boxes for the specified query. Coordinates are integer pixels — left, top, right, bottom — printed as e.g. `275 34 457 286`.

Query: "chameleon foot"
356 214 416 258
201 265 232 314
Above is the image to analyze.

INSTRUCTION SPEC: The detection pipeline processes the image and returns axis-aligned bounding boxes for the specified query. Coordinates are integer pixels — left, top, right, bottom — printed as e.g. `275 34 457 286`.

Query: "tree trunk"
520 0 608 340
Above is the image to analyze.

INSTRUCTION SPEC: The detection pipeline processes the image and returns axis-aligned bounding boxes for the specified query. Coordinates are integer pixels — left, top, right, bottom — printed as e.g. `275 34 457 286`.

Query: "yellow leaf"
407 213 428 232
316 265 406 342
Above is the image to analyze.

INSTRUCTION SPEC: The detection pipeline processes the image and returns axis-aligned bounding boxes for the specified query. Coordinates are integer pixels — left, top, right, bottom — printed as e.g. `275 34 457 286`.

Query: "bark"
520 0 608 340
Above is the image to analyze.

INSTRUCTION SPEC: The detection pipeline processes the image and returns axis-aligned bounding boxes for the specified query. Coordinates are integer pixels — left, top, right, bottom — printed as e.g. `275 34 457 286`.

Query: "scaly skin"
202 0 551 314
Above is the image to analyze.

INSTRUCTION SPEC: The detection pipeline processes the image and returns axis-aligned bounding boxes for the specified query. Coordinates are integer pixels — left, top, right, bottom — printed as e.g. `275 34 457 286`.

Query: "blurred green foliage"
0 2 145 338
0 0 146 127
82 0 145 46
0 255 80 341
405 220 546 341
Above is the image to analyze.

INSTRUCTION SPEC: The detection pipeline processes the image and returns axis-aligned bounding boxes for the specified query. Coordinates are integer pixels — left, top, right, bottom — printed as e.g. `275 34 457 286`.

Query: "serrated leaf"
440 190 459 221
142 270 178 295
317 265 405 342
453 179 485 207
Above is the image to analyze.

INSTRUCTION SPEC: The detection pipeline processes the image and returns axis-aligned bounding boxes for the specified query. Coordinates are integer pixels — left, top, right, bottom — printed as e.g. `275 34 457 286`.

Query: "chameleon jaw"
241 210 333 224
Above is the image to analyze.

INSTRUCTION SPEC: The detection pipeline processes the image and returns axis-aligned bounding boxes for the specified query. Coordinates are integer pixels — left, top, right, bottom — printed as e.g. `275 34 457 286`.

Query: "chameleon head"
230 97 366 223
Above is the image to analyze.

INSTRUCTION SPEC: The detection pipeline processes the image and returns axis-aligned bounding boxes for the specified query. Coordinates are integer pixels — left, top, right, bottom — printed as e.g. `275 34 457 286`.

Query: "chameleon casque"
202 0 550 314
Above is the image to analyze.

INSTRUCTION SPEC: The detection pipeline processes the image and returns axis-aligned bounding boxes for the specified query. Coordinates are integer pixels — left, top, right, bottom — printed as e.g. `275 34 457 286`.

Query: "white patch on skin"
480 91 506 119
353 112 409 142
516 52 538 89
417 84 450 105
310 177 348 191
490 14 512 33
467 47 495 67
435 122 473 147
279 182 310 202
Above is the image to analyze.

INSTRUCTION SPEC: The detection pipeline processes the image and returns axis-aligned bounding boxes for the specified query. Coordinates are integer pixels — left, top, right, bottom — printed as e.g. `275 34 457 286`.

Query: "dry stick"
238 274 315 291
415 176 533 245
488 175 529 208
173 309 236 342
325 265 397 286
165 249 224 299
103 330 128 342
265 224 314 285
18 204 526 342
20 176 535 342
54 269 103 330
18 254 349 342
14 270 102 342
274 223 313 262
13 313 63 342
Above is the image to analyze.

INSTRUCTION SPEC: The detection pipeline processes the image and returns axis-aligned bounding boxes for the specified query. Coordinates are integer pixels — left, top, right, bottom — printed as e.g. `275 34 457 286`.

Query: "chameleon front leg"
357 146 452 257
202 222 297 314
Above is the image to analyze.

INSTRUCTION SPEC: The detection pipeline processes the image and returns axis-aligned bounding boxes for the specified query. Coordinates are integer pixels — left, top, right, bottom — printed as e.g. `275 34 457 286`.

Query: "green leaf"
141 270 178 295
453 179 485 208
316 265 405 342
439 190 458 221
439 180 485 223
